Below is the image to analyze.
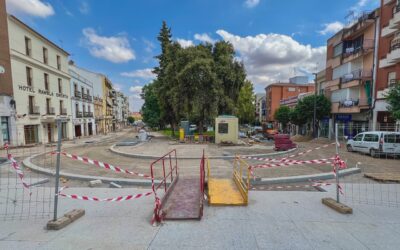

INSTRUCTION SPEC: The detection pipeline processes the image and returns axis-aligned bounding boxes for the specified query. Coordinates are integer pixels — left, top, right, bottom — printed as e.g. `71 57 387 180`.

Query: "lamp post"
313 73 317 139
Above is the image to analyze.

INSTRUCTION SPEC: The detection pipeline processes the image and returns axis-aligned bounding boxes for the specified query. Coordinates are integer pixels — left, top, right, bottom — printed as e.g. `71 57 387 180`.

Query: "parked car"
346 131 400 158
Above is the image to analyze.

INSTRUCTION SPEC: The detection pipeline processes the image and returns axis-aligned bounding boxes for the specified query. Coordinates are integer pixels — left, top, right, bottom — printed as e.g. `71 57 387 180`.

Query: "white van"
346 131 400 157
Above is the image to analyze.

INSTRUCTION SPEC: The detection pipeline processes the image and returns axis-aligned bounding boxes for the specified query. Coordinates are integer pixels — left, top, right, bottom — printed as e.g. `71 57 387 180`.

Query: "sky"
5 0 380 111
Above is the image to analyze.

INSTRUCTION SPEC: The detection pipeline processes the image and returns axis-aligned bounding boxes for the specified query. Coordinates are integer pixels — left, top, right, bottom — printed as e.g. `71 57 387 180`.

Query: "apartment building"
265 82 314 123
104 78 114 133
69 64 95 138
324 10 379 137
255 93 266 123
6 15 72 145
0 0 16 145
114 91 129 129
375 0 400 129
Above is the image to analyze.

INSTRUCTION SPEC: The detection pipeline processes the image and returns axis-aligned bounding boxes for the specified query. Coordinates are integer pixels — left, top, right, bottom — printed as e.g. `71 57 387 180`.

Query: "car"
346 131 400 158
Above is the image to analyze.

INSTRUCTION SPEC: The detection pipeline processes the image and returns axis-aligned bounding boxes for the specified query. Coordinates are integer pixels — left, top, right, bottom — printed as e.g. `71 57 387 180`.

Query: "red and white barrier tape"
58 187 153 202
250 157 334 169
52 151 151 179
242 142 336 163
5 144 31 194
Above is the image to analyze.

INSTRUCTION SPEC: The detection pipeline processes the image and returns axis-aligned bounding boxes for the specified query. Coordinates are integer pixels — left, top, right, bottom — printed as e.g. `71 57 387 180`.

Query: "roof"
265 83 314 90
9 15 69 56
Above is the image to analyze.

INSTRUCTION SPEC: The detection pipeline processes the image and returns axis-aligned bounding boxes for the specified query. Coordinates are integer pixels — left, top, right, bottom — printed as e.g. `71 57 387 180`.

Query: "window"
25 37 31 56
43 47 48 64
26 67 33 86
353 134 363 141
333 43 343 57
218 123 229 134
58 78 62 93
363 134 379 142
388 72 397 87
59 100 64 114
28 96 35 114
384 134 400 143
56 55 61 70
1 117 10 143
46 98 51 114
44 73 49 90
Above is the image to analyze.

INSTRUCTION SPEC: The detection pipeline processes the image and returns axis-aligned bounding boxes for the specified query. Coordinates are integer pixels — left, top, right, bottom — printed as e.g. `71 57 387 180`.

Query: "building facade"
255 93 266 123
69 64 95 138
375 0 400 129
324 10 379 137
0 0 16 145
103 77 114 133
265 82 315 124
6 15 73 145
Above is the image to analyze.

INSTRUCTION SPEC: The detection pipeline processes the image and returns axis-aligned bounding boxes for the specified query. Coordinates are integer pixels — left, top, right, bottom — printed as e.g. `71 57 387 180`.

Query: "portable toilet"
215 115 238 144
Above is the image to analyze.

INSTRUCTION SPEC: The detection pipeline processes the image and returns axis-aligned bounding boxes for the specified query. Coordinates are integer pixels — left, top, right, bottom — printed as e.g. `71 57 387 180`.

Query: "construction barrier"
233 156 250 205
5 144 31 194
58 187 153 202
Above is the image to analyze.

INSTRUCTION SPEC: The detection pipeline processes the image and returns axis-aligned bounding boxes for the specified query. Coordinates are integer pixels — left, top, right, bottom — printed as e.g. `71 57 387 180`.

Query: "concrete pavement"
1 185 400 249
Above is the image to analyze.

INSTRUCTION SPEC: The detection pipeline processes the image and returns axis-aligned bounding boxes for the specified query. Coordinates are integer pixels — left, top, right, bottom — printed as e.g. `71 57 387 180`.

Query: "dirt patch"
291 135 312 142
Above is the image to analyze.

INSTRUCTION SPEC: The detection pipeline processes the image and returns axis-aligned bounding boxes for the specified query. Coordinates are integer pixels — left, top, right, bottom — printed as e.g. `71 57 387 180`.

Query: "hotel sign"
18 85 68 98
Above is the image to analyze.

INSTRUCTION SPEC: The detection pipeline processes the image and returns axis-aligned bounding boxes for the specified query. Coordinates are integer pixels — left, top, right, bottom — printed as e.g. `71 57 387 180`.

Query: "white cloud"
318 21 344 35
244 0 260 8
143 39 155 53
177 38 194 48
6 0 54 18
82 28 135 63
216 30 326 88
194 33 216 44
121 68 155 79
129 85 143 99
113 83 123 91
129 86 145 111
79 1 90 14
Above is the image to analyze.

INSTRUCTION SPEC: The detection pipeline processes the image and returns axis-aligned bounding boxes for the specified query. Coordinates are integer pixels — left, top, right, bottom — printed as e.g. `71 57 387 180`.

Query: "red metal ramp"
151 150 205 224
162 177 202 219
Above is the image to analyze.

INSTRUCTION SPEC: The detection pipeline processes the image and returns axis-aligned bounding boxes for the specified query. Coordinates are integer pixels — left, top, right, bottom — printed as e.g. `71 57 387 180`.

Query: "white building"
69 64 95 138
7 15 73 145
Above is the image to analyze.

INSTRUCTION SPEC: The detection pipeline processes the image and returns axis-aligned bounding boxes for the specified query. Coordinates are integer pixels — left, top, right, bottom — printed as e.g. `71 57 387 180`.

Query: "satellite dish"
0 66 5 74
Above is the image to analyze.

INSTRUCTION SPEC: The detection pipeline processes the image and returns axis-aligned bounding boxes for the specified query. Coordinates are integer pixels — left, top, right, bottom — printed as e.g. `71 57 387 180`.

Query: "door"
383 133 400 154
47 124 52 143
352 133 364 152
88 123 93 135
362 133 379 154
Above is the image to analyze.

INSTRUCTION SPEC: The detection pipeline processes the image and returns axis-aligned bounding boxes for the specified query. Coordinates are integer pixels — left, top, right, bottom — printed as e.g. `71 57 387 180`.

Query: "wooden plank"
322 198 352 214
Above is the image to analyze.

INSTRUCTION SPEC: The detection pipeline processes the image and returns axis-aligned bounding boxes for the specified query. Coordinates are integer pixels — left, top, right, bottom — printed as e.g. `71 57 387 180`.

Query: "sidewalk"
1 186 399 249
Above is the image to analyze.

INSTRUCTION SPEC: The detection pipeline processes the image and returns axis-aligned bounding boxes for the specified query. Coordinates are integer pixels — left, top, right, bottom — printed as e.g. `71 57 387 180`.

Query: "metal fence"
0 142 55 221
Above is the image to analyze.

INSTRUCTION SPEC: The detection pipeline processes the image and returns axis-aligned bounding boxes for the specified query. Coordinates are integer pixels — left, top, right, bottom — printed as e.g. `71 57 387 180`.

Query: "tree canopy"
386 84 400 120
141 21 253 132
274 106 291 129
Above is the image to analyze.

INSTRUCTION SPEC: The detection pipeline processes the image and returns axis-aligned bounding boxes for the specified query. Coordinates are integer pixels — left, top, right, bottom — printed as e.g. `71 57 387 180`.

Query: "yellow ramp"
208 178 246 206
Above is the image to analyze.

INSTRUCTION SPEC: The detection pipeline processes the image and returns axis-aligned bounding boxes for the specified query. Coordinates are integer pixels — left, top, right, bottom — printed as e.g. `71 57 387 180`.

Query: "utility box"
180 121 190 136
215 115 238 144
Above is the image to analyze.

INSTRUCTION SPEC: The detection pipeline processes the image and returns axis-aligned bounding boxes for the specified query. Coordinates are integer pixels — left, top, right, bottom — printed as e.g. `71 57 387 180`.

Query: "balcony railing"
60 108 67 115
84 112 93 117
389 79 400 87
76 111 83 118
46 107 55 115
343 39 374 58
340 69 372 84
74 91 81 98
338 98 370 108
390 37 400 52
28 105 40 115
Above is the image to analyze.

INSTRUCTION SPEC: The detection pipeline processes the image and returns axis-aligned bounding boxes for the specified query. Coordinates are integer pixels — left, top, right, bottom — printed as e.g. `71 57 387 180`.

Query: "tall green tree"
236 80 255 124
295 95 331 124
274 106 291 130
141 83 161 129
385 84 400 120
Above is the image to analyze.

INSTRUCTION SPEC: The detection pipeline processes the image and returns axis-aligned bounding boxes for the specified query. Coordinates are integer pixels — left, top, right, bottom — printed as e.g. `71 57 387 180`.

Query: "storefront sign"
38 89 54 96
18 85 35 93
56 93 68 98
335 114 352 122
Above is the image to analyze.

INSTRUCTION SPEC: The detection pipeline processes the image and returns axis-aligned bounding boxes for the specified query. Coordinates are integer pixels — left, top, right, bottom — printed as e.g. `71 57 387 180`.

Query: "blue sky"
6 0 380 111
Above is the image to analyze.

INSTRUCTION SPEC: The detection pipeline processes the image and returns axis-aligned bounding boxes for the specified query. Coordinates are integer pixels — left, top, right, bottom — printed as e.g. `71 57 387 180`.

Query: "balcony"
340 69 373 88
60 108 67 115
76 111 83 118
84 112 93 118
382 6 400 37
343 11 376 40
331 98 370 114
46 107 55 115
325 78 340 91
74 91 81 98
342 40 374 63
28 105 40 115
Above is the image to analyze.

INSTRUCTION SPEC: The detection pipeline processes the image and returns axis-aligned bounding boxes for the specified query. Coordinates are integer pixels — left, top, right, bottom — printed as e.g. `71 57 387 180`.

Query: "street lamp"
313 73 317 139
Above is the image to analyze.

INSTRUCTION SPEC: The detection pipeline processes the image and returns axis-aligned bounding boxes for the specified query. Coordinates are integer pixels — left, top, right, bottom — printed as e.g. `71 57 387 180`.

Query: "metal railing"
233 156 250 205
338 98 370 107
343 39 374 58
340 69 372 83
46 107 55 115
74 91 81 98
76 111 83 118
28 105 40 115
84 111 93 117
60 108 67 115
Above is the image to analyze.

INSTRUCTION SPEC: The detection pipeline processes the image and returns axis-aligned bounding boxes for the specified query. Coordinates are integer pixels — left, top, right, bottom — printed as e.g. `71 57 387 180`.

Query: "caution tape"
58 187 153 202
250 157 334 169
5 144 32 195
52 151 151 179
242 142 336 163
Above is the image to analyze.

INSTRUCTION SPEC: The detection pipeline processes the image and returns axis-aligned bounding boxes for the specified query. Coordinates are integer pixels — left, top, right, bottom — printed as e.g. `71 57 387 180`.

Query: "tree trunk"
199 120 204 135
171 123 175 136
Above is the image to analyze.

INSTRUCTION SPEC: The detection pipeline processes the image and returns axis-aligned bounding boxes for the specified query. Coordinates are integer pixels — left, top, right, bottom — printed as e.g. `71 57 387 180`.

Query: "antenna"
345 10 355 26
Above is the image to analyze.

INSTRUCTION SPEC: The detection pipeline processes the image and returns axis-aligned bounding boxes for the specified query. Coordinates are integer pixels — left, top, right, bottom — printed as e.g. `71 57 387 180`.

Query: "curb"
250 167 361 185
23 154 159 186
109 144 297 160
